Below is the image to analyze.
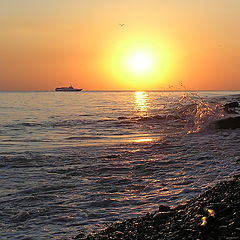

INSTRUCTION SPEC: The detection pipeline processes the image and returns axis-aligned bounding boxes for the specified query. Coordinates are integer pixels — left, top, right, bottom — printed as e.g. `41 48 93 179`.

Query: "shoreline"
75 174 240 240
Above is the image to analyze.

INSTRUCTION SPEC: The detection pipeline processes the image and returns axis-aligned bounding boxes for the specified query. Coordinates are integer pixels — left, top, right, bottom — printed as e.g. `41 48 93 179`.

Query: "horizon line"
0 89 240 92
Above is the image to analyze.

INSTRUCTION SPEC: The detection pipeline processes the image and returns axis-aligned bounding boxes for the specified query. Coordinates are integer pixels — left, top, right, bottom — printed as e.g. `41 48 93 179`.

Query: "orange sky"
0 0 240 91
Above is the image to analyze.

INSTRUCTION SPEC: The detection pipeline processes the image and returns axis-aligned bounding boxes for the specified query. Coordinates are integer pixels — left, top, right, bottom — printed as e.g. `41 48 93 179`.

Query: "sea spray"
175 92 226 133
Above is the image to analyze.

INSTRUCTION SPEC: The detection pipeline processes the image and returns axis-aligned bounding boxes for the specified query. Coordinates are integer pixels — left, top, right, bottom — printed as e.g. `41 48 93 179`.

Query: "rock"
224 102 239 114
215 117 240 129
224 102 239 109
208 203 227 211
153 211 173 221
200 216 207 227
203 207 216 217
74 233 85 239
158 205 171 212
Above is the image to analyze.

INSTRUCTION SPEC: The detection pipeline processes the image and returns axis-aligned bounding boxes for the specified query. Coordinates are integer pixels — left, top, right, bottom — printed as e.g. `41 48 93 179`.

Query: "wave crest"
176 93 226 133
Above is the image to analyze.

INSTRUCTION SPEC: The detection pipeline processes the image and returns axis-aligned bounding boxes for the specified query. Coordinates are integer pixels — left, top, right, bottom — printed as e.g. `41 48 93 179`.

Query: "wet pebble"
153 211 173 220
158 204 171 212
77 175 240 240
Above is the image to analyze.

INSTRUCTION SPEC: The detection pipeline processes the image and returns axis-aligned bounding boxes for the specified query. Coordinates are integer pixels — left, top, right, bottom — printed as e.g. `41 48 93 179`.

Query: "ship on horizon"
55 85 83 92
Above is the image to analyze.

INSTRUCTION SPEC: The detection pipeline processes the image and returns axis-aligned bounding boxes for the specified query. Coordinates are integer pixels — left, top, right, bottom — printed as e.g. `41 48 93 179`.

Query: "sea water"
0 91 240 239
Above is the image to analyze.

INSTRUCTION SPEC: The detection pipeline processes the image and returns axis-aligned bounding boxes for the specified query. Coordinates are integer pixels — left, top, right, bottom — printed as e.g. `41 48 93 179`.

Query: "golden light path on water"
133 91 154 143
134 91 149 114
135 138 153 143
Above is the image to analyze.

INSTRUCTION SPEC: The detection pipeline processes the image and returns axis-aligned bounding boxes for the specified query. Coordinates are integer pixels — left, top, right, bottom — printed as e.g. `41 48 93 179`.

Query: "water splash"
176 92 225 133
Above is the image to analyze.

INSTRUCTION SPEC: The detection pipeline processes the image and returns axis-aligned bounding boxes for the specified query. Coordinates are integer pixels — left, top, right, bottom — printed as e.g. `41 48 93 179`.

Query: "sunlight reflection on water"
134 138 153 143
134 91 149 114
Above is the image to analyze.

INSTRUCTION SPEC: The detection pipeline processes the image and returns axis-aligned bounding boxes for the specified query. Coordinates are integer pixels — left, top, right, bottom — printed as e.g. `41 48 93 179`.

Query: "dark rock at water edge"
74 175 240 240
158 204 171 212
224 101 239 114
216 116 240 129
215 101 240 129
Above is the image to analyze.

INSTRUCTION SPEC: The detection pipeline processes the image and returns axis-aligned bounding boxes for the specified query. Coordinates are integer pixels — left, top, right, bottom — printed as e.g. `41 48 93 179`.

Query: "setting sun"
103 34 179 90
128 52 154 74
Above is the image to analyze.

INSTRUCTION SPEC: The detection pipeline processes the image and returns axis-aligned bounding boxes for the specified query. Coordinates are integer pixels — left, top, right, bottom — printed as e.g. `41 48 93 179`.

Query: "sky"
0 0 240 91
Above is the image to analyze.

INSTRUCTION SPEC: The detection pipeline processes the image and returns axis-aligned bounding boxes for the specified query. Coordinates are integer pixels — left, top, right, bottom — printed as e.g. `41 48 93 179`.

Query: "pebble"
75 175 240 240
158 205 171 212
153 211 173 220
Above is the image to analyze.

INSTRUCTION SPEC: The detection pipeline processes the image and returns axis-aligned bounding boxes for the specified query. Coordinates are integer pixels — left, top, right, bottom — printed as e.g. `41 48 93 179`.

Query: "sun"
128 52 153 74
103 34 180 90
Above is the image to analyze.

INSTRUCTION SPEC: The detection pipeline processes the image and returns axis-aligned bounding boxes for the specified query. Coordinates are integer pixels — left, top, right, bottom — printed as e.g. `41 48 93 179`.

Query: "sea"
0 90 240 239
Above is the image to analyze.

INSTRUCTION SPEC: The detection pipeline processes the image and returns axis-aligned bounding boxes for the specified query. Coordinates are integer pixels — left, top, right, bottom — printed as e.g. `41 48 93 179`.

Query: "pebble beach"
75 174 240 240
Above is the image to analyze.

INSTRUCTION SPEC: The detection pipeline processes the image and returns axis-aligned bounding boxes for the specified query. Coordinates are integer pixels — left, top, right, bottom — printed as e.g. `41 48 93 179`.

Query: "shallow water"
0 91 240 239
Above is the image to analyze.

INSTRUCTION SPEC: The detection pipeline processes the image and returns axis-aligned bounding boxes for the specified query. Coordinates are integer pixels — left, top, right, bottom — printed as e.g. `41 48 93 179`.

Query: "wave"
117 94 227 135
4 122 42 128
66 136 104 140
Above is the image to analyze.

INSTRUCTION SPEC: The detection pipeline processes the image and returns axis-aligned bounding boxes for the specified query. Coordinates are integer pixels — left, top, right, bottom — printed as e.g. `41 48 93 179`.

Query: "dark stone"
153 211 173 220
215 117 240 129
158 205 171 212
224 102 239 114
209 203 227 211
218 206 232 215
203 207 216 218
224 102 239 109
74 233 85 239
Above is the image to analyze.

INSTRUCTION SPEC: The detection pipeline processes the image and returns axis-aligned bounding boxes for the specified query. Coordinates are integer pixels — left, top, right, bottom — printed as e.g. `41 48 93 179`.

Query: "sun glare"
104 34 180 90
128 52 153 74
